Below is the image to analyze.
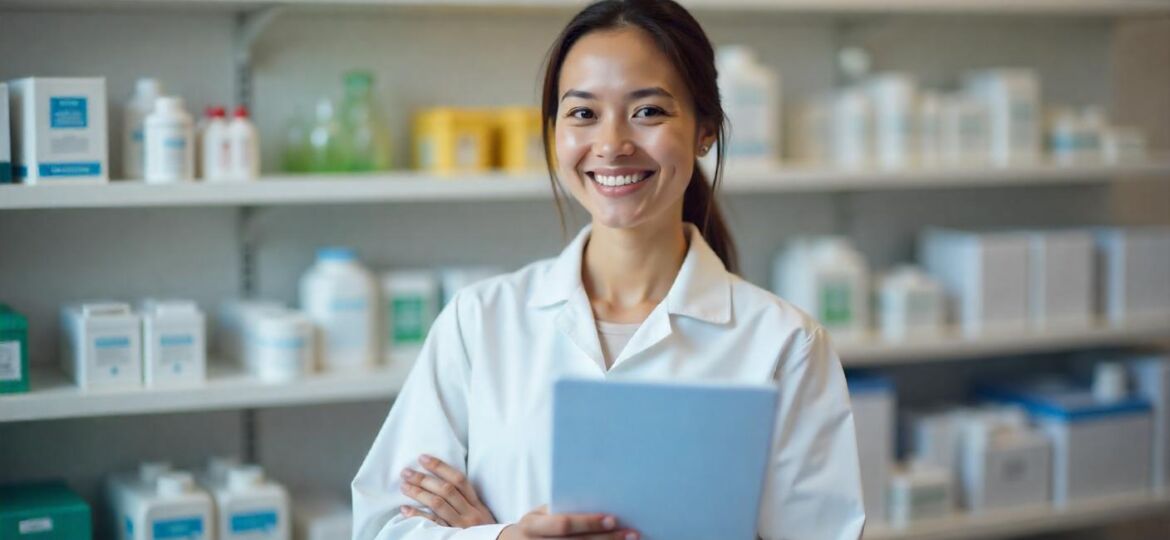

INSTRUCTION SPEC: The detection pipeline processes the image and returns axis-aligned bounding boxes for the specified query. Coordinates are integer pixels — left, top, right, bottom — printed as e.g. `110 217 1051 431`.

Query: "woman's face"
555 27 712 231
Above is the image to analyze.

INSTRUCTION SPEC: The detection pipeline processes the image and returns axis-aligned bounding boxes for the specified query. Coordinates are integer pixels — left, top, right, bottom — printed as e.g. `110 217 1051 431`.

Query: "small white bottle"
248 309 316 382
832 87 873 169
140 299 206 388
117 471 214 540
878 266 945 342
864 73 917 169
773 237 870 341
123 78 162 180
300 247 379 371
716 46 781 169
229 105 261 180
206 465 291 540
201 106 231 181
145 96 195 183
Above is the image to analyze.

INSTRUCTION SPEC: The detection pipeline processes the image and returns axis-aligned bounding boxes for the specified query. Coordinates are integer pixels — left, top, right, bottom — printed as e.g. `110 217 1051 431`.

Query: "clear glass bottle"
339 71 392 171
308 97 347 172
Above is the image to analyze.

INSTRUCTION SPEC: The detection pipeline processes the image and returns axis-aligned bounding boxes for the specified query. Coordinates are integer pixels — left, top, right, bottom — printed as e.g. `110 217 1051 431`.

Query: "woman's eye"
634 106 666 118
568 108 595 120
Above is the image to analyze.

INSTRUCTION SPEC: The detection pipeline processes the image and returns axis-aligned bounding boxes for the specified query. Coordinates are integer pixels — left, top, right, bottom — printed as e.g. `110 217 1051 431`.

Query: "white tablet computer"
550 378 779 540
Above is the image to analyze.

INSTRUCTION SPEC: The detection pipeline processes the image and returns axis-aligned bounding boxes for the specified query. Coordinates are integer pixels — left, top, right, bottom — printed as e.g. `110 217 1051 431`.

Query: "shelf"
2 160 1167 210
2 0 1169 16
838 315 1170 366
0 360 412 423
863 492 1170 540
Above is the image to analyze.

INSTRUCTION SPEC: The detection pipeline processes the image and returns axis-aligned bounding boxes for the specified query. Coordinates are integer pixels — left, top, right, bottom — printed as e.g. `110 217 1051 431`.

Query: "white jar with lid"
878 266 945 342
300 247 379 371
248 309 316 383
144 96 195 183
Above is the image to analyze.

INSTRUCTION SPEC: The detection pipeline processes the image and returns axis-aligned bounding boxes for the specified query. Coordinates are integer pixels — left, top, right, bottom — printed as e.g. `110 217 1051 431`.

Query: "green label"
820 281 854 325
390 297 427 344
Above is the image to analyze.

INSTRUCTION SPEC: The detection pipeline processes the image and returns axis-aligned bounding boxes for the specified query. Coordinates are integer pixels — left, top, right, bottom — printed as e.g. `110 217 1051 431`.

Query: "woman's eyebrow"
627 87 673 100
561 89 595 102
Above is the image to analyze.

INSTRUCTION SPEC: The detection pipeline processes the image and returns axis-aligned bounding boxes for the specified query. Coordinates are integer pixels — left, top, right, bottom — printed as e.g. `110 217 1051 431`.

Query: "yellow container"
412 108 494 173
495 106 545 173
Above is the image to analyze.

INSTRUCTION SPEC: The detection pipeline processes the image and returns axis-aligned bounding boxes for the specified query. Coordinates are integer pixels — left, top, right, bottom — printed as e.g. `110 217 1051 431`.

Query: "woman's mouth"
586 170 655 188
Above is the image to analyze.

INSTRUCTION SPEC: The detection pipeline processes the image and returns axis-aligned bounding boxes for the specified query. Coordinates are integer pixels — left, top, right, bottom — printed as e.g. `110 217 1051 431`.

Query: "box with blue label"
61 302 142 390
0 480 92 540
8 77 107 184
846 373 894 525
979 382 1152 506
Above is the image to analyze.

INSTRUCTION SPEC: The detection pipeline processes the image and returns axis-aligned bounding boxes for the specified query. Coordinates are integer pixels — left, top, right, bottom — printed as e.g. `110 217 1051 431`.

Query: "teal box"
0 481 92 539
0 304 28 394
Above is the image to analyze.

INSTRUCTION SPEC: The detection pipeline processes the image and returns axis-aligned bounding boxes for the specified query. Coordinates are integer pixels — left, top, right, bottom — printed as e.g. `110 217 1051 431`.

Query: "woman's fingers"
399 505 450 527
400 482 461 524
401 468 472 513
418 454 481 503
520 512 620 537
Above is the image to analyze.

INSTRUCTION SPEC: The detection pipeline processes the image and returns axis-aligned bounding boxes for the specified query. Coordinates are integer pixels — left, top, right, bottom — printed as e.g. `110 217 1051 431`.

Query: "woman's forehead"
559 27 687 99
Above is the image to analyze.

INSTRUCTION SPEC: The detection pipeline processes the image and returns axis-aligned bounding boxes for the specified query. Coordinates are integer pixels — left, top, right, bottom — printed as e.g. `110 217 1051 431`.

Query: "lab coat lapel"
555 286 608 374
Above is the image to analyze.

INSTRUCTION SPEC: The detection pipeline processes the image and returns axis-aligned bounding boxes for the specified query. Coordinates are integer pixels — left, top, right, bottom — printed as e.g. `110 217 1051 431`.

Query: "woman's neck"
582 218 688 323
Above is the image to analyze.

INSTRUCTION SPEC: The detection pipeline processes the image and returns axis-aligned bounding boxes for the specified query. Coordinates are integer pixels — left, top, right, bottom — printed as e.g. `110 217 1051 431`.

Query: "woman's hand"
399 454 497 528
499 506 639 540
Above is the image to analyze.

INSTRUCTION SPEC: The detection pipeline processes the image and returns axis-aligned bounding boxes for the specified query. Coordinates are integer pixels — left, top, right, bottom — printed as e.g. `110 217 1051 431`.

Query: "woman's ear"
696 122 718 157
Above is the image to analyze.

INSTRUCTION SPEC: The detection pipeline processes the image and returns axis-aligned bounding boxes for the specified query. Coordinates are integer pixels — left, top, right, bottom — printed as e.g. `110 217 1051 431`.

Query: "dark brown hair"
540 0 740 274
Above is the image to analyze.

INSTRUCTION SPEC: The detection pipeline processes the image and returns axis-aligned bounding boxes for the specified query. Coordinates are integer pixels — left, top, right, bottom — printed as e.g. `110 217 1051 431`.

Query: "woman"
352 1 865 538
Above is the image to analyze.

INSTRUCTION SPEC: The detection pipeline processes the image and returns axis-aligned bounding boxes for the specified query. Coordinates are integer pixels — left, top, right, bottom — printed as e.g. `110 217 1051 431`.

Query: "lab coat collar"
528 222 732 325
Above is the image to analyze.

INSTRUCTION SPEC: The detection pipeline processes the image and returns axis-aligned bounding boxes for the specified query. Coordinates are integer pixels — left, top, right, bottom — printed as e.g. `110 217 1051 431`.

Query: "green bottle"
308 98 349 173
0 303 28 395
339 71 392 172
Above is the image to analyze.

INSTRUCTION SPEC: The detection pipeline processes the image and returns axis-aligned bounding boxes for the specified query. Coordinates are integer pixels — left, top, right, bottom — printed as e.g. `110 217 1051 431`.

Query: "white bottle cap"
207 456 240 482
139 462 172 485
155 96 186 115
228 465 265 491
136 78 162 98
157 472 195 497
1093 362 1128 402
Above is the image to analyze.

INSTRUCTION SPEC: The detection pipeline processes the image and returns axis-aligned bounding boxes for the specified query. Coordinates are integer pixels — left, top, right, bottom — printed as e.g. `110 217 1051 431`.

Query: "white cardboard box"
848 374 895 525
141 300 206 388
8 77 108 184
0 83 11 184
1131 356 1170 494
60 302 142 389
919 228 1030 337
1028 230 1095 329
984 386 1153 506
959 419 1052 513
1095 227 1170 324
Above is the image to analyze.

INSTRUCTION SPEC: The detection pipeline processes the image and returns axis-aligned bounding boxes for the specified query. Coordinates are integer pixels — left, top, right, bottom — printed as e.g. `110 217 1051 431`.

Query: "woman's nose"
594 119 635 159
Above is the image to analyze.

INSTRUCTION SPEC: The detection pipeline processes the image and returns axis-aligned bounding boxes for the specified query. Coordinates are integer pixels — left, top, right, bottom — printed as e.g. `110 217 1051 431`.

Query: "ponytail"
683 155 739 274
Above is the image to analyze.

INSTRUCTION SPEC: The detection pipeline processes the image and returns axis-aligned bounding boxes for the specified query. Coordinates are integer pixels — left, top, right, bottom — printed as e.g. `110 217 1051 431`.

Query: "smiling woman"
351 1 866 539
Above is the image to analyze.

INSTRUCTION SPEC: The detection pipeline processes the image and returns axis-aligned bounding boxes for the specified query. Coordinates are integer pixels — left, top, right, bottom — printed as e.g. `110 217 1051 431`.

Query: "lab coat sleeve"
351 295 509 540
757 327 866 540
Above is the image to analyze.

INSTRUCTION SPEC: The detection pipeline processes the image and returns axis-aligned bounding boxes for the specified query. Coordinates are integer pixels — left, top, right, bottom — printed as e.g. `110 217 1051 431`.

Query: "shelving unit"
864 493 1170 540
1 160 1167 210
2 1 1167 539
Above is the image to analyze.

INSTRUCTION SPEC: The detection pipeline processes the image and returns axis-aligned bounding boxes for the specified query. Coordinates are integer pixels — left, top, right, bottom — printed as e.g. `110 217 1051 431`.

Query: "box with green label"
0 481 92 539
0 304 28 394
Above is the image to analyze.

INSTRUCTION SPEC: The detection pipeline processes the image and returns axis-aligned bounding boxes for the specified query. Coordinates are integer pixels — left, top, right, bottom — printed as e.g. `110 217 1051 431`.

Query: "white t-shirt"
595 320 640 369
352 223 866 540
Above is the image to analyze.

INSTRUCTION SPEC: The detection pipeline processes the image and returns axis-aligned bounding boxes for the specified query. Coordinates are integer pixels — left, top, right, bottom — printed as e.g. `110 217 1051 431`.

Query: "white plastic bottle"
773 237 870 341
878 266 945 342
299 247 378 371
144 96 195 183
864 73 917 169
716 46 781 170
115 470 214 540
201 106 231 181
381 270 440 364
205 465 290 540
832 88 873 169
123 78 162 180
229 105 261 181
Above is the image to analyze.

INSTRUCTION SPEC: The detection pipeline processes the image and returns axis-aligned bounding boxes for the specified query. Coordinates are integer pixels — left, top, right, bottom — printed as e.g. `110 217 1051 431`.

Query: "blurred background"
0 1 1168 539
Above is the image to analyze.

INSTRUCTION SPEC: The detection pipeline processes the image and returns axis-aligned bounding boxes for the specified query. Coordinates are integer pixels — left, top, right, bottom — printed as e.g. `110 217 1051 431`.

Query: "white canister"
123 78 162 180
832 88 873 169
249 310 315 383
878 266 945 342
144 96 195 183
299 247 379 371
381 270 440 364
864 73 917 169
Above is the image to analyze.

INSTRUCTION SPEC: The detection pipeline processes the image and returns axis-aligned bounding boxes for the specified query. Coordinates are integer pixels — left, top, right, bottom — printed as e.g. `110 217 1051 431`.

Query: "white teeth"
592 173 648 187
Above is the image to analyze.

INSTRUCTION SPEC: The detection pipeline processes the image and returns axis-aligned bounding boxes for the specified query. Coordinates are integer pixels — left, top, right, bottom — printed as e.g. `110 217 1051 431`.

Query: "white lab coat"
352 224 866 540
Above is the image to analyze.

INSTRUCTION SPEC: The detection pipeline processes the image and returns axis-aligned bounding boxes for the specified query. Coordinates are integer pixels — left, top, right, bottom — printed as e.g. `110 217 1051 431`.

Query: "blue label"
161 335 194 347
330 299 367 311
164 138 187 149
153 517 204 539
50 96 88 129
15 164 27 179
230 511 278 534
94 336 130 349
0 162 11 183
38 162 102 177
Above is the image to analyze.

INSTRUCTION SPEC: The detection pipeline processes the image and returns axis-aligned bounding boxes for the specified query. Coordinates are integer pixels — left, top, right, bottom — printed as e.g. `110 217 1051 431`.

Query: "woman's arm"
351 294 509 540
757 327 867 540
